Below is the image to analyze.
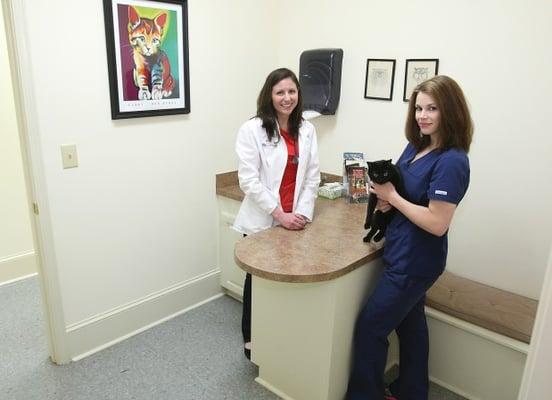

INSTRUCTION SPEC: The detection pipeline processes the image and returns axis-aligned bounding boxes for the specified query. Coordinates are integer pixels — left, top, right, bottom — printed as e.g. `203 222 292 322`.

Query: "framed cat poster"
103 0 190 119
403 59 439 102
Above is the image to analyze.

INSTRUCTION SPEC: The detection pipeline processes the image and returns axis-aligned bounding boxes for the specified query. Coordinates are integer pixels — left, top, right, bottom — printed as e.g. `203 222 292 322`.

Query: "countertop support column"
251 258 387 400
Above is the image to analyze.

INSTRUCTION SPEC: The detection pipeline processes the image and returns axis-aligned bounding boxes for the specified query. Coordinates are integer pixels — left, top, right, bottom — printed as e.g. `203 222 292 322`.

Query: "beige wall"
0 4 35 284
13 0 277 327
274 0 552 299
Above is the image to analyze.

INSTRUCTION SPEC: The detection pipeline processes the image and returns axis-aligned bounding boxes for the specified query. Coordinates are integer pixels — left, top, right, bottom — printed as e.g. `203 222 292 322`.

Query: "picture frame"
364 59 396 101
403 59 439 102
103 0 190 119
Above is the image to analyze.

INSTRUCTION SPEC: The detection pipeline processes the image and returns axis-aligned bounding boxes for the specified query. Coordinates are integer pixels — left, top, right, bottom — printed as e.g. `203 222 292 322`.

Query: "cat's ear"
128 6 140 28
155 13 168 30
386 159 392 163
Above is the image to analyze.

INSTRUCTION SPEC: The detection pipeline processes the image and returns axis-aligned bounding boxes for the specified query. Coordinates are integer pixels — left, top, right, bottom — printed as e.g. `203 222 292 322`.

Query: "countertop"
216 171 383 283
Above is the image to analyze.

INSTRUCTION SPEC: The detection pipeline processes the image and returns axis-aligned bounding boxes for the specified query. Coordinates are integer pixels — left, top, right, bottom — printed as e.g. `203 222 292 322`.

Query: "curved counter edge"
234 247 384 283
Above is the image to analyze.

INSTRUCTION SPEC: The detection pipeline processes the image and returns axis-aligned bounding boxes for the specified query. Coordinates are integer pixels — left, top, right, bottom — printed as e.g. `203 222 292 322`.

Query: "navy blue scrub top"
383 143 470 278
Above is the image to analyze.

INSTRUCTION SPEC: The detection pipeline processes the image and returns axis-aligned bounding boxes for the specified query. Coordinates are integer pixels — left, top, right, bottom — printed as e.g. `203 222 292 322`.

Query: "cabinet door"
218 197 246 298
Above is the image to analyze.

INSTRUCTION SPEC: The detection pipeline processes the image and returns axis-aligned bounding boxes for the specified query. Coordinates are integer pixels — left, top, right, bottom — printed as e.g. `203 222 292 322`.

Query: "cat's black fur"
363 159 405 243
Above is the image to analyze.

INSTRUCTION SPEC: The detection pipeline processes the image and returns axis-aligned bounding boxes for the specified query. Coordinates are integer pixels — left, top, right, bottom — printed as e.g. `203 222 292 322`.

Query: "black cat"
363 159 405 243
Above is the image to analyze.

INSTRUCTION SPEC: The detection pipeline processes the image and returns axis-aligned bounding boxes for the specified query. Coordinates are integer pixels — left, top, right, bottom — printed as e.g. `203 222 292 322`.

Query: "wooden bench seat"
426 271 538 343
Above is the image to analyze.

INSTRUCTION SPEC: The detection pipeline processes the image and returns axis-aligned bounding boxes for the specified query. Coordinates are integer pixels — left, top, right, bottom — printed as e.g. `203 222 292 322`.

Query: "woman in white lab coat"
233 68 320 359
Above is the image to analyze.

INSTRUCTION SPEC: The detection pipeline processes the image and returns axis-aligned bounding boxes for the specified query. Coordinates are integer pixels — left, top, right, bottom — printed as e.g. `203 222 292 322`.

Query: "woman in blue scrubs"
346 75 473 400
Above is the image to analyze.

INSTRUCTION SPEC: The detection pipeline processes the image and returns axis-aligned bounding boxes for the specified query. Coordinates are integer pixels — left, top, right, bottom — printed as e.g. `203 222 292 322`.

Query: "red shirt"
279 128 298 213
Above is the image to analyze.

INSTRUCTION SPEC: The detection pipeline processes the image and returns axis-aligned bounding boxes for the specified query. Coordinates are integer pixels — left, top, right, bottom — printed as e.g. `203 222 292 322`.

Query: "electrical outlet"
60 144 78 169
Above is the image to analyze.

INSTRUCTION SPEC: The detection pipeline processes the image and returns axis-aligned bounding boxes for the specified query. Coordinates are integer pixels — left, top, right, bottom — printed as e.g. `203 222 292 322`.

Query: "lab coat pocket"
261 141 279 166
262 141 286 176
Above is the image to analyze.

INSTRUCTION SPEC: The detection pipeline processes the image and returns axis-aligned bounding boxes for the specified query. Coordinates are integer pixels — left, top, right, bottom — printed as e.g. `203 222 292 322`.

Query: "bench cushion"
426 271 538 343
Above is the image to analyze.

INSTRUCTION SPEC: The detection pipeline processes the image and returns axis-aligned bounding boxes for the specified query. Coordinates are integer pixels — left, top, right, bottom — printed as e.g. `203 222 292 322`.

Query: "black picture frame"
403 59 439 102
103 0 190 119
364 59 396 101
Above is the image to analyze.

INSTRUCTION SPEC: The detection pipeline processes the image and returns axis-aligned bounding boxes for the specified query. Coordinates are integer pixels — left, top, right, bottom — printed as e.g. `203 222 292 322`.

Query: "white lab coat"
233 117 321 235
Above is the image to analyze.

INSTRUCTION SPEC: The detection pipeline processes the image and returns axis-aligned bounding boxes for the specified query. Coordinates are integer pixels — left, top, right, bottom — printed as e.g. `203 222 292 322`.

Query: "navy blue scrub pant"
346 268 439 400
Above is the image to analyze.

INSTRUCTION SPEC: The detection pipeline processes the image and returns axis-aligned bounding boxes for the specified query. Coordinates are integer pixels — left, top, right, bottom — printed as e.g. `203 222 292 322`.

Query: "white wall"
12 0 277 333
0 4 35 284
274 0 552 299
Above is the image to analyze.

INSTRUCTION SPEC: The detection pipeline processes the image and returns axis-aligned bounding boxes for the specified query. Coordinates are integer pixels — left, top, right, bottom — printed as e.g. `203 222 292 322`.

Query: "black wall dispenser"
299 48 344 115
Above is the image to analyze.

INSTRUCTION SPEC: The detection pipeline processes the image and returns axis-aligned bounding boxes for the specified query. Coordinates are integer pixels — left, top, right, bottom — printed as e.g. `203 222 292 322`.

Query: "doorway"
0 0 36 288
1 0 69 364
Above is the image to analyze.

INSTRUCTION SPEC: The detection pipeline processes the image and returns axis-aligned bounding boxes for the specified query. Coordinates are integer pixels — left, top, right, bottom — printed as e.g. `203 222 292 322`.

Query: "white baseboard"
222 286 243 302
0 250 37 286
66 269 222 362
221 280 244 299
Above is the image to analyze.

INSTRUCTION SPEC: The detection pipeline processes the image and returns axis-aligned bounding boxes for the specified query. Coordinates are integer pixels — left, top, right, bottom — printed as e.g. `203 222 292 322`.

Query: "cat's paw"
374 231 385 242
152 85 164 100
138 88 152 100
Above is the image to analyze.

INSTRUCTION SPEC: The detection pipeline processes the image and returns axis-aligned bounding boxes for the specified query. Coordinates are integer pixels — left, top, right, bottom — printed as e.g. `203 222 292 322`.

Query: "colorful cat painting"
128 6 175 100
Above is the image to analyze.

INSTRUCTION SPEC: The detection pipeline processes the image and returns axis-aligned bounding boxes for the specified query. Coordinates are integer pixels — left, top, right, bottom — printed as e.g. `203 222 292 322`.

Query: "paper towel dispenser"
299 48 343 115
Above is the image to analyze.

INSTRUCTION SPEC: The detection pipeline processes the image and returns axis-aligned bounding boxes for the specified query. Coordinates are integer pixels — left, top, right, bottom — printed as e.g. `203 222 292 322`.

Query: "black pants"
241 272 252 343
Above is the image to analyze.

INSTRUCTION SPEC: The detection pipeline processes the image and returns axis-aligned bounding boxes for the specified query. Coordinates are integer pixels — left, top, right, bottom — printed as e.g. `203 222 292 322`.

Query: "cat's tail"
160 55 175 96
162 75 175 97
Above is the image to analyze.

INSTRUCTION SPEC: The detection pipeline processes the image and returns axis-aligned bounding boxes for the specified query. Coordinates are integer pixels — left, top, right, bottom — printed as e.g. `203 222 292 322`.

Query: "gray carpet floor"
0 277 465 399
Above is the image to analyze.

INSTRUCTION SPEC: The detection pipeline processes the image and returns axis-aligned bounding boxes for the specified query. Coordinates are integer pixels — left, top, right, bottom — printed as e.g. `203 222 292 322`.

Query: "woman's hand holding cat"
376 199 392 212
272 208 306 230
369 181 398 204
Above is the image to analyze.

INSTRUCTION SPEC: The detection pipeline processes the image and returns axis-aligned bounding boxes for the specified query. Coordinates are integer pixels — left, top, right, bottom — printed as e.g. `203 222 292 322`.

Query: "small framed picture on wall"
364 59 396 101
403 59 439 102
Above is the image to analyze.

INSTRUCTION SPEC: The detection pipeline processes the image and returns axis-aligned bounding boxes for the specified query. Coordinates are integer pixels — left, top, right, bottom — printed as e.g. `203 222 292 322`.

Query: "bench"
427 271 537 344
417 271 538 400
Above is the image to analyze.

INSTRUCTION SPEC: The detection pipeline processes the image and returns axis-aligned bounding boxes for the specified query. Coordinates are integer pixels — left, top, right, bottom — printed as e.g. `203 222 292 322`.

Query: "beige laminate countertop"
217 171 383 283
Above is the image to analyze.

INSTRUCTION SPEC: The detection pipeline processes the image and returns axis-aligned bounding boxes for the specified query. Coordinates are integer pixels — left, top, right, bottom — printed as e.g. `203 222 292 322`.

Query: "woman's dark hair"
256 68 303 141
405 75 473 153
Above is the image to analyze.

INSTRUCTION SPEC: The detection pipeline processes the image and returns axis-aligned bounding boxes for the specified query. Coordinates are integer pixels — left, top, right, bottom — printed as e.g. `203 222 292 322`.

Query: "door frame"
2 0 71 364
518 246 552 398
